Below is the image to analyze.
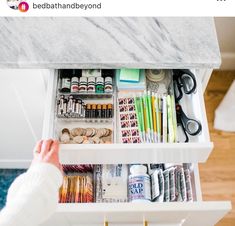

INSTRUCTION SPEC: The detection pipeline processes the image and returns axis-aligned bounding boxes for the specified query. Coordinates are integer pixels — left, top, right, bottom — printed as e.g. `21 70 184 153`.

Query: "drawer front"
41 202 231 226
42 69 213 164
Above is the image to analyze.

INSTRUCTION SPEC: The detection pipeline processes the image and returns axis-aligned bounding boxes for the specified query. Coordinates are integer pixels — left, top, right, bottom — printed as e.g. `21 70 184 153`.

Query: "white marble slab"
0 17 221 68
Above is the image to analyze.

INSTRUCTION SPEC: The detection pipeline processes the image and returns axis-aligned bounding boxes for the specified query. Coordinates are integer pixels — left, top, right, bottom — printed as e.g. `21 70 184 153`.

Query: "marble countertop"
0 17 221 69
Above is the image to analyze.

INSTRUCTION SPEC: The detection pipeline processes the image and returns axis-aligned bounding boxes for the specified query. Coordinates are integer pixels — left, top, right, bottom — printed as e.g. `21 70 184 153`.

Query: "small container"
101 104 107 118
96 104 102 118
107 104 113 118
87 77 96 93
92 104 97 118
61 76 71 93
79 77 87 93
128 165 151 202
95 77 104 93
71 76 79 93
85 104 91 118
67 95 73 114
105 77 113 93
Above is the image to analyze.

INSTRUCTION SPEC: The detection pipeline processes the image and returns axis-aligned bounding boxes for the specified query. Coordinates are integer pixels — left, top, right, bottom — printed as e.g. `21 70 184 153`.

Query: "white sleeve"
0 163 63 226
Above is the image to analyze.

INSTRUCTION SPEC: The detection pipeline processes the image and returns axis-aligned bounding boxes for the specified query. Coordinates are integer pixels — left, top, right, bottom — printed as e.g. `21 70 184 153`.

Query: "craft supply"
146 69 165 82
105 77 113 93
134 96 145 142
169 167 176 201
87 77 96 93
71 76 79 93
58 95 64 115
167 95 175 143
150 169 160 201
79 77 88 93
155 169 164 202
163 169 170 202
85 104 91 118
151 95 157 142
128 165 151 202
91 104 97 118
96 104 102 118
107 104 113 118
67 95 73 113
96 77 104 93
118 95 141 144
162 95 168 143
101 104 107 118
179 167 187 202
61 76 71 93
147 91 154 142
101 165 128 202
143 92 151 142
120 69 140 83
63 99 68 116
59 172 93 203
184 169 193 202
82 69 101 78
116 69 146 91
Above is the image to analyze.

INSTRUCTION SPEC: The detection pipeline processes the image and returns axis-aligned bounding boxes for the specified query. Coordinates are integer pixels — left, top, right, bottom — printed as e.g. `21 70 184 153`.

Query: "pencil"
152 93 157 143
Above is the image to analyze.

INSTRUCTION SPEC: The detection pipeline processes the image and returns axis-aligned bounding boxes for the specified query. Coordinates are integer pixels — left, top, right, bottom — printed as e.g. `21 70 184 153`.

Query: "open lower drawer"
41 164 231 226
43 69 213 164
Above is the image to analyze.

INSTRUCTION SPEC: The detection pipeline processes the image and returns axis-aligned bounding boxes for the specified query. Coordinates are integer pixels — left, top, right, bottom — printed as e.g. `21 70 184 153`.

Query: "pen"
143 91 151 143
134 96 144 142
152 93 157 143
147 91 154 142
155 94 161 143
139 95 146 142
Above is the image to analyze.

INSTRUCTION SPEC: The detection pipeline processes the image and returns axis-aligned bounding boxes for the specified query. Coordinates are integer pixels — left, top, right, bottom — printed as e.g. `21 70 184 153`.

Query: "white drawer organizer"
41 69 231 226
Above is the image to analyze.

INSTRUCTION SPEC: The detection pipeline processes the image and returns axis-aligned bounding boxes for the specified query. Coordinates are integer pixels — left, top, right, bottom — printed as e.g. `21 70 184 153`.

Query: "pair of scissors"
173 69 202 143
173 69 197 102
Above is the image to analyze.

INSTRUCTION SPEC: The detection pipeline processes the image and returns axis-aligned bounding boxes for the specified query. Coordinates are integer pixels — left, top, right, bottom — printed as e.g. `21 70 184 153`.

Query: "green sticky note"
119 69 140 83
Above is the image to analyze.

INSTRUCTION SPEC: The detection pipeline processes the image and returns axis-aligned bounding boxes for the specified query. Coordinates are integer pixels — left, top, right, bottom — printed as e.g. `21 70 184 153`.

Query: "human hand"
32 139 62 172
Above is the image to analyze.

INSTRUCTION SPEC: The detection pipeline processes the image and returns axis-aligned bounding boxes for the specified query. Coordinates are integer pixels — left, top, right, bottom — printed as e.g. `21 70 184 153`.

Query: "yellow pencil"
151 94 157 142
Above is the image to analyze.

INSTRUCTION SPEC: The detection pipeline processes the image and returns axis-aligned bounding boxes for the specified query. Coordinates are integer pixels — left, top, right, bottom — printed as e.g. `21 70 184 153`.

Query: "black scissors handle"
176 104 202 137
173 69 197 102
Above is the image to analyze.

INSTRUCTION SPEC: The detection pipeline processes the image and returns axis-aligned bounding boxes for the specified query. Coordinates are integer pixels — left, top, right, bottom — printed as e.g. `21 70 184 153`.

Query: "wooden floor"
199 71 235 226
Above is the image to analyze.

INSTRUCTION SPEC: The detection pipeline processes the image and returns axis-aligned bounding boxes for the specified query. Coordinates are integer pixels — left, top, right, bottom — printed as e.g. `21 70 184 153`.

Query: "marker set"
134 92 177 143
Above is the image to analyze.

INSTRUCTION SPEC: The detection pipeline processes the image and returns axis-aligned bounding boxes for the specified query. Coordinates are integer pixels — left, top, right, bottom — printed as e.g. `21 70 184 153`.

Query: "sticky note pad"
119 69 140 83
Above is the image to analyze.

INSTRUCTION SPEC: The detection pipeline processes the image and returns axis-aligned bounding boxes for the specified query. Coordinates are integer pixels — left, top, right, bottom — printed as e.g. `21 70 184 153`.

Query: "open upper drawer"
43 69 213 164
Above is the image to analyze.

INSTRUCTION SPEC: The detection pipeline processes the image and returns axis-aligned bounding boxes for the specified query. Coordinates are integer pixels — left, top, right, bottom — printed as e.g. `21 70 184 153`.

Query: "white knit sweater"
0 163 63 226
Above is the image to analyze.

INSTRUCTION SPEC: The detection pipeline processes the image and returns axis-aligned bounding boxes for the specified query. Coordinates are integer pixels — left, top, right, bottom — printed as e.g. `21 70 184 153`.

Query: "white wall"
0 69 47 168
215 17 235 70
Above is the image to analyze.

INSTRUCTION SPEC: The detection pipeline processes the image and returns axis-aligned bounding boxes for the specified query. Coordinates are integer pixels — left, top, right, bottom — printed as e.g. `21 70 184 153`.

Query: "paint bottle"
87 77 96 93
101 104 107 118
104 77 113 93
107 104 113 118
128 165 151 202
96 77 104 93
96 104 102 118
61 76 71 93
71 76 79 93
79 77 88 93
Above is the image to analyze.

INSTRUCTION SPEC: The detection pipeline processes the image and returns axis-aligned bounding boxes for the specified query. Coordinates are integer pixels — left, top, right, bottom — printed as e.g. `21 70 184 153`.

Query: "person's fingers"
33 140 43 155
49 140 60 154
41 139 53 156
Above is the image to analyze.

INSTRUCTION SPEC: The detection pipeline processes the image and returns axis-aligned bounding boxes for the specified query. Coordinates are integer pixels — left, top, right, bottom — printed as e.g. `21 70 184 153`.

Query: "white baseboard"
220 52 235 70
